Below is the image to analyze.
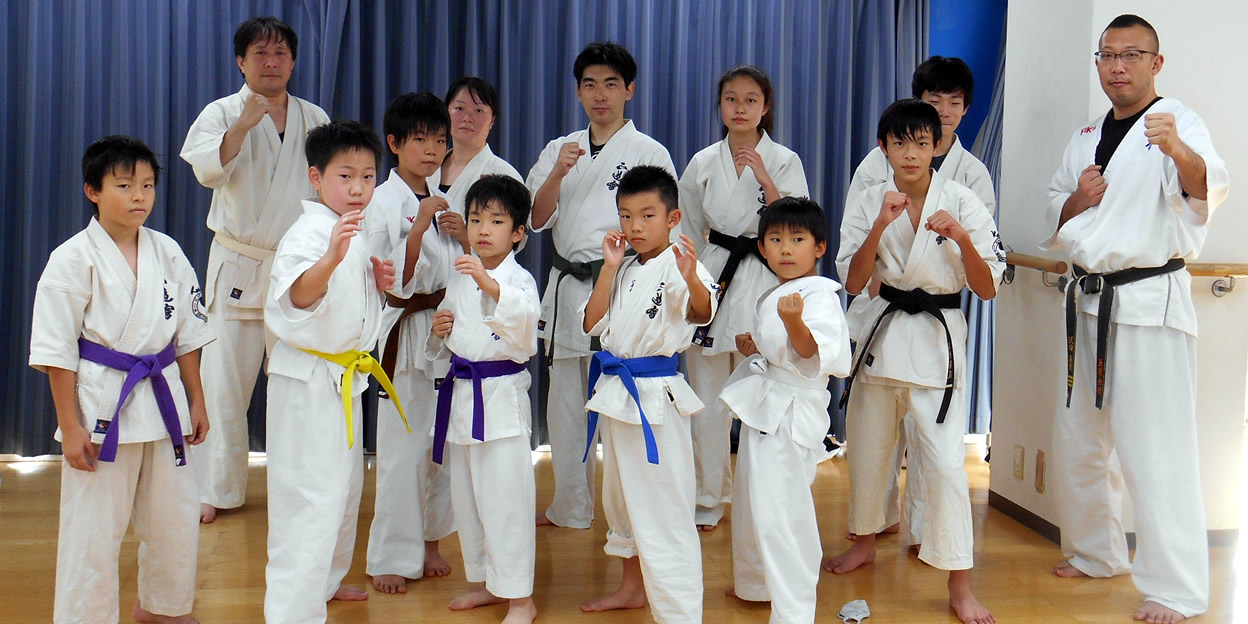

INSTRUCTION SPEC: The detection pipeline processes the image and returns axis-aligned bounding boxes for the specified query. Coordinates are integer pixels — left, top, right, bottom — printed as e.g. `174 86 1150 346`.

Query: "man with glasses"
1041 13 1228 623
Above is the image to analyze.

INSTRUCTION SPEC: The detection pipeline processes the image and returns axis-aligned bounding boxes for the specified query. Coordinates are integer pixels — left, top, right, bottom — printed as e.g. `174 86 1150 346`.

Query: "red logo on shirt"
1080 125 1097 135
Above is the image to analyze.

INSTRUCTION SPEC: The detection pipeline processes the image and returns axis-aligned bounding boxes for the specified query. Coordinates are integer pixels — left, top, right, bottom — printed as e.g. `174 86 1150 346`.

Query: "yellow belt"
302 349 410 448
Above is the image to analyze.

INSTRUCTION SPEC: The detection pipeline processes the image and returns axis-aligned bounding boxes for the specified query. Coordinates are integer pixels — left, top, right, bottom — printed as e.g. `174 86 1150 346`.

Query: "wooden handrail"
1187 263 1248 278
1006 252 1068 275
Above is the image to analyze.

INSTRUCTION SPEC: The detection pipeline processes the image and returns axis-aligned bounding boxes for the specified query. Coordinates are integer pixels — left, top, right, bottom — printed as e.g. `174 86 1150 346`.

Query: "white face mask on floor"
839 599 871 623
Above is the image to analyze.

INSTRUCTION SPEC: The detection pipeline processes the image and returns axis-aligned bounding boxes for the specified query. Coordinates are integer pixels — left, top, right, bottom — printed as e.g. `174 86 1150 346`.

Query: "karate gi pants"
55 441 199 624
686 348 735 526
447 435 536 599
193 272 268 509
543 355 596 528
601 409 704 624
366 368 454 579
1053 314 1208 617
884 418 927 545
847 379 974 570
732 420 821 624
265 375 364 624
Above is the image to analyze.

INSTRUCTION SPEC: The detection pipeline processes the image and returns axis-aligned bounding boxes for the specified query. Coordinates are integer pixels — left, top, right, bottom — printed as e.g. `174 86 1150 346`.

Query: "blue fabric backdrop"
1 0 933 455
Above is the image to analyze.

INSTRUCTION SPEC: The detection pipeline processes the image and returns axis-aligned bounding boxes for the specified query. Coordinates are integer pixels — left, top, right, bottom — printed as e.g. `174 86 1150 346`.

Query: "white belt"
756 359 829 390
213 232 275 261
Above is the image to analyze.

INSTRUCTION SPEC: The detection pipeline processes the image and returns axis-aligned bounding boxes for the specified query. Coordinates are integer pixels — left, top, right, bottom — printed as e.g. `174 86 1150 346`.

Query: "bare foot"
199 504 217 524
698 524 717 532
822 537 876 574
949 570 995 624
535 512 555 527
424 541 452 577
133 604 198 624
331 584 368 601
846 522 899 541
1052 560 1089 578
1134 600 1186 623
449 588 507 611
372 574 407 594
724 587 767 602
581 584 647 612
502 597 538 624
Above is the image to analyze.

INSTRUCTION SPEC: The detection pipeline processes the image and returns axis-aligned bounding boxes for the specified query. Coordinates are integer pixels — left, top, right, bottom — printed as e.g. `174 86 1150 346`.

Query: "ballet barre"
1005 251 1248 297
1002 251 1068 286
1187 263 1248 297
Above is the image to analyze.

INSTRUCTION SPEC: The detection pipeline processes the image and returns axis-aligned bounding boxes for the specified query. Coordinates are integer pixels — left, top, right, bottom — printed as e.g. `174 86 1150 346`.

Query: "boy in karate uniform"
180 16 329 523
527 42 677 529
721 197 851 623
424 174 540 623
31 135 213 624
843 56 994 545
830 100 1004 624
579 166 716 623
1045 15 1228 623
264 121 406 623
364 91 458 594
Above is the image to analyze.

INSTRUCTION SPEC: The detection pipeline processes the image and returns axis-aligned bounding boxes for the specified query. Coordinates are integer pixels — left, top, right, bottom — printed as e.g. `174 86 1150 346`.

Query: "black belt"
1064 258 1185 409
549 250 632 357
692 229 772 347
839 284 962 423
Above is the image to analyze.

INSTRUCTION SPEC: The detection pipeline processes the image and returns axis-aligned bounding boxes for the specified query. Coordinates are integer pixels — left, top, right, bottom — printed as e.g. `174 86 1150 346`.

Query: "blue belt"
584 351 679 465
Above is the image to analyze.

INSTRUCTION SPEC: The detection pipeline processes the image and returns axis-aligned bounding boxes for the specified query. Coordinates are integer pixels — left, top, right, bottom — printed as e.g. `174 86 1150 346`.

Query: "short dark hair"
615 165 678 213
234 17 298 61
912 56 974 108
1102 14 1159 51
573 42 637 85
445 77 501 125
305 120 383 172
758 197 827 246
82 135 162 193
465 175 531 250
717 65 774 137
877 98 942 146
383 92 450 148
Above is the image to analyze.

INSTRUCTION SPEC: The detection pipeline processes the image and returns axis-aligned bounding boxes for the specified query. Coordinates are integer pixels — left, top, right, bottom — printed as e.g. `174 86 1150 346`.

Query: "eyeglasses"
1093 50 1157 64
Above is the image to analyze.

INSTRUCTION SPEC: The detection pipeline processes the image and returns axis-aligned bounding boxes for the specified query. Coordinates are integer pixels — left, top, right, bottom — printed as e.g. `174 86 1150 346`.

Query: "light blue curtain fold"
2 0 929 455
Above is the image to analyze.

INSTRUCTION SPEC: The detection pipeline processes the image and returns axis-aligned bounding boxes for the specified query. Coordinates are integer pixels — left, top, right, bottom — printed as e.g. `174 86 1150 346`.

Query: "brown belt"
380 289 446 378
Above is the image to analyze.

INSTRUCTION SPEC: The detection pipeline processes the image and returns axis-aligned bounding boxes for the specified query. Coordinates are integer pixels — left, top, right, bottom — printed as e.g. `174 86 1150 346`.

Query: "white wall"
992 0 1246 532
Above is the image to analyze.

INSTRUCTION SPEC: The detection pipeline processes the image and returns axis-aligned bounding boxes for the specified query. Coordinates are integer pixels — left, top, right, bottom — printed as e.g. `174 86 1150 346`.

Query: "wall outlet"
1013 445 1025 480
1035 449 1046 493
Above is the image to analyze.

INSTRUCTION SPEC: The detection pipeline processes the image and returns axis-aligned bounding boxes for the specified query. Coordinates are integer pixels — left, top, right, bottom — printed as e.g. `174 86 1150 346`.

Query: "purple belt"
432 354 526 465
77 338 186 466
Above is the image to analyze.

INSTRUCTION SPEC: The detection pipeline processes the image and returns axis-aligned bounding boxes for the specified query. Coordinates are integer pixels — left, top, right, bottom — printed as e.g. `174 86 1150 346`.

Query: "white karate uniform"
526 120 677 528
180 83 329 509
425 249 540 599
428 144 524 204
30 218 213 624
720 277 851 624
678 131 809 526
263 200 387 624
582 246 716 624
844 135 996 542
836 173 1004 571
362 172 457 580
1042 98 1228 618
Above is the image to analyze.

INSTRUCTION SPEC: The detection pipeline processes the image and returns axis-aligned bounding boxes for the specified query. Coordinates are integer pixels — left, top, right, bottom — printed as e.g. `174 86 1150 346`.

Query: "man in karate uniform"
1044 14 1228 624
831 99 1004 624
844 56 994 546
180 16 329 522
526 42 676 529
31 136 213 624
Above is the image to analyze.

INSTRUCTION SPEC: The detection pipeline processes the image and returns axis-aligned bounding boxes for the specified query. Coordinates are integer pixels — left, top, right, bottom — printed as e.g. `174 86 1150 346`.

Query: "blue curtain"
964 15 1007 436
1 0 928 456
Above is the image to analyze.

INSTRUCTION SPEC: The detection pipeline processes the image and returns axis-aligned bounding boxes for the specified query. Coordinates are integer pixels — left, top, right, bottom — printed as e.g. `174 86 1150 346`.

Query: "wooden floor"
0 446 1239 623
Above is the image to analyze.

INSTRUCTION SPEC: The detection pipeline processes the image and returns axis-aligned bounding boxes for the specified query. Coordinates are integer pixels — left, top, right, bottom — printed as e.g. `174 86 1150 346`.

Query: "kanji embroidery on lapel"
606 163 629 191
